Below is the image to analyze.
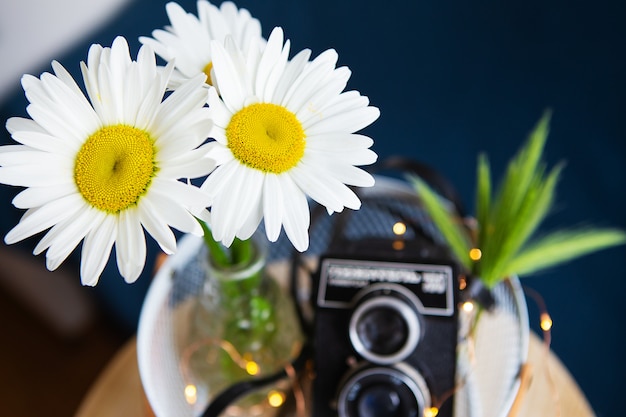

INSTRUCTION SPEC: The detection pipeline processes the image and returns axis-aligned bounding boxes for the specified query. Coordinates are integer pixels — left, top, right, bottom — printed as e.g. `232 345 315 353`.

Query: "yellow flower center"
74 125 157 213
226 103 305 173
203 62 213 86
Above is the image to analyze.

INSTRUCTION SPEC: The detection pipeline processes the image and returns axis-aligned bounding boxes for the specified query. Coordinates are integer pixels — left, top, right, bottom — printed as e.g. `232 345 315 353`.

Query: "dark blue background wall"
1 0 624 414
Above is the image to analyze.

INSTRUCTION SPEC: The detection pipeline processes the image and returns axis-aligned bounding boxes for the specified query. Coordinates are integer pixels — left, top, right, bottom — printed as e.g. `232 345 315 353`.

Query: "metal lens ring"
337 363 431 417
349 285 422 364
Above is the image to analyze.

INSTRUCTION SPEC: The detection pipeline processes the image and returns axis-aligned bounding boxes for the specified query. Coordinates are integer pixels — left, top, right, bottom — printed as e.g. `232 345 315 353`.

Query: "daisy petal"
38 72 100 135
0 148 68 167
295 66 351 123
207 87 233 130
6 117 47 135
34 206 102 256
303 150 376 186
10 130 78 155
291 163 362 211
81 216 117 286
150 177 212 213
203 141 234 166
282 48 338 108
138 198 177 255
306 133 373 152
0 163 72 187
236 205 263 242
13 184 76 210
116 209 147 283
256 27 288 101
211 40 247 112
210 165 263 245
5 195 83 244
146 192 202 236
154 74 209 139
200 159 240 200
43 206 100 270
262 173 284 242
305 105 381 135
278 174 310 251
158 146 216 179
273 48 311 104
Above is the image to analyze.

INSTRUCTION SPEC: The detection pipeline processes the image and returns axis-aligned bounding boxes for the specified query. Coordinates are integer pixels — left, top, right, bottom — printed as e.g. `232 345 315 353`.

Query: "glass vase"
181 234 303 416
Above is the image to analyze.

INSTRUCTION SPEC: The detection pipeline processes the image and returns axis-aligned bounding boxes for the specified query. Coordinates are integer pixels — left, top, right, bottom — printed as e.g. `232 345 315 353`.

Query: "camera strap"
200 343 313 417
374 155 467 218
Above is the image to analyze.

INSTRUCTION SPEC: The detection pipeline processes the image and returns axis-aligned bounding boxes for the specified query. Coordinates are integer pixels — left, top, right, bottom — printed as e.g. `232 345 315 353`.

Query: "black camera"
312 236 460 417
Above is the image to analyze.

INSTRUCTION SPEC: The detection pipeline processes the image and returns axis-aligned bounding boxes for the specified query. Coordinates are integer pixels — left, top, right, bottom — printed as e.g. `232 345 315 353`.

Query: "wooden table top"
74 332 595 417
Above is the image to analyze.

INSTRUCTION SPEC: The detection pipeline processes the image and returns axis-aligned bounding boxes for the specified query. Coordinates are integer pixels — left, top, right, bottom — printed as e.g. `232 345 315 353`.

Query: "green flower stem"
197 217 256 268
198 218 230 268
196 217 277 380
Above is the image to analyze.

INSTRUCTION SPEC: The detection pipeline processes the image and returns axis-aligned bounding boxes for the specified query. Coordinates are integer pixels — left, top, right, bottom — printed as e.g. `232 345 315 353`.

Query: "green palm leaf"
482 163 565 286
410 176 472 269
475 153 491 252
503 229 626 278
411 110 626 288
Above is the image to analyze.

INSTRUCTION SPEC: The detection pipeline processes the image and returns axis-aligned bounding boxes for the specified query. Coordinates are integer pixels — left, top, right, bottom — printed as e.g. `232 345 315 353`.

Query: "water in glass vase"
181 234 303 416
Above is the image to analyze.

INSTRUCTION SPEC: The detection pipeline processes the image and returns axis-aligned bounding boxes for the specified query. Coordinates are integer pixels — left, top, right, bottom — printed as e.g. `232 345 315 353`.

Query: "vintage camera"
312 236 460 417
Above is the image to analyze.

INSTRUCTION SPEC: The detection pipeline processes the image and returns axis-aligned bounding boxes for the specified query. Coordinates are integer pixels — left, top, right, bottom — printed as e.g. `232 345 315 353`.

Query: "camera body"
312 237 460 417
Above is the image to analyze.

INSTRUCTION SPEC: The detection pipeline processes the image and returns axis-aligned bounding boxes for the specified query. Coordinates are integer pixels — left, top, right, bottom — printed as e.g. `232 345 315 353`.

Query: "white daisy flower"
202 27 380 252
139 0 264 87
0 36 215 286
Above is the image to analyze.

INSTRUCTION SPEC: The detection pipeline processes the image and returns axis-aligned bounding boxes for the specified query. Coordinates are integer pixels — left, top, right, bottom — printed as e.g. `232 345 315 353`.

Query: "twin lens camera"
312 237 460 417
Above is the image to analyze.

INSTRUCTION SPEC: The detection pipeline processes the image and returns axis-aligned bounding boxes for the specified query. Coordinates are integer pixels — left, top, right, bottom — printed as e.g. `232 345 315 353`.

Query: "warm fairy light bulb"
393 222 407 235
540 313 553 331
246 360 260 376
458 276 467 290
462 301 475 313
424 407 439 417
392 240 405 250
267 390 286 407
469 248 482 261
184 384 198 405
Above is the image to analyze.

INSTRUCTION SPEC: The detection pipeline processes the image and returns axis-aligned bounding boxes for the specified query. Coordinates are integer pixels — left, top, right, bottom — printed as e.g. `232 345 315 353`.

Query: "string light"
462 301 475 313
523 285 554 348
179 337 264 401
392 240 405 250
540 312 553 331
267 390 286 407
184 384 198 405
522 285 559 415
284 362 307 417
424 406 439 417
469 248 482 261
458 275 467 290
392 221 407 235
245 360 260 376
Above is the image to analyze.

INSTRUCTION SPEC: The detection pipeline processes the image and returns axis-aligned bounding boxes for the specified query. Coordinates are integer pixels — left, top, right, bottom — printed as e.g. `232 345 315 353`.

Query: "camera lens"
356 306 408 356
337 364 430 417
349 287 422 364
357 385 401 417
